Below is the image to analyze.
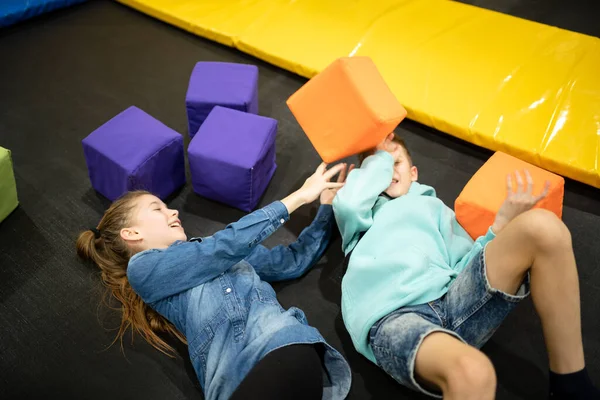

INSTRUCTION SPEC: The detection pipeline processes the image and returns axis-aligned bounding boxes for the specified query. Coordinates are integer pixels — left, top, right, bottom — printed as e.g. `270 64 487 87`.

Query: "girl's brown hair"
76 190 186 357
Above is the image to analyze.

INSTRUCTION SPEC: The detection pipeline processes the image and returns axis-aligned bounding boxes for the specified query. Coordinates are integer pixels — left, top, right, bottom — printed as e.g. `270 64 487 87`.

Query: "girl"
76 162 352 400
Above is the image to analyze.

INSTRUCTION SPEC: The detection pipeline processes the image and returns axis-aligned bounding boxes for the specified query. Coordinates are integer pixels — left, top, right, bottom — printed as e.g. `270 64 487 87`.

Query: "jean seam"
262 205 275 221
452 292 493 329
427 301 446 327
450 248 493 329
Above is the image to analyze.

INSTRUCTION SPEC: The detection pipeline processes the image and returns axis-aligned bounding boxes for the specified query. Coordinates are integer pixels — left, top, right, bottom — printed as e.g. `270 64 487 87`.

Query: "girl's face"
121 194 187 251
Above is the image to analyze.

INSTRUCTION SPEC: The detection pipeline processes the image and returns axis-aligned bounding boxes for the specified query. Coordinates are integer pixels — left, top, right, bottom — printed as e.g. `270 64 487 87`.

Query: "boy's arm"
333 150 394 255
439 205 496 269
441 169 548 269
247 204 335 282
127 201 289 303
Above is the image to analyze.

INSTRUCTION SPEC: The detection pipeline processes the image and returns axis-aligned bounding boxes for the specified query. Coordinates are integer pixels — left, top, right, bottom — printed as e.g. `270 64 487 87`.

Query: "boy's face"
121 194 187 251
384 145 418 198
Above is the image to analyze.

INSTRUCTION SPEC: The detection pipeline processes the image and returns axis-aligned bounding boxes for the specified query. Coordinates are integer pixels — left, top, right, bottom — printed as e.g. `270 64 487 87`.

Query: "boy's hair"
358 134 412 166
76 191 186 357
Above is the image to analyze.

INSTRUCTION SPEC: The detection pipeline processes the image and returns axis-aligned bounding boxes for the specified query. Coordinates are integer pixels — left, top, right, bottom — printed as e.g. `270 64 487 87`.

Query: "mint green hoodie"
332 150 495 363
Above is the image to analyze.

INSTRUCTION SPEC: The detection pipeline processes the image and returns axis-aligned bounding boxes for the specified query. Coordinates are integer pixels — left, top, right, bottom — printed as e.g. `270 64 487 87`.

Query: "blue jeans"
368 245 530 398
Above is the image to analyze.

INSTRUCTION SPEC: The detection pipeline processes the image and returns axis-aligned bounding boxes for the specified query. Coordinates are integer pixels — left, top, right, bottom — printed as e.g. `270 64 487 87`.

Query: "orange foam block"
455 152 565 240
286 56 407 163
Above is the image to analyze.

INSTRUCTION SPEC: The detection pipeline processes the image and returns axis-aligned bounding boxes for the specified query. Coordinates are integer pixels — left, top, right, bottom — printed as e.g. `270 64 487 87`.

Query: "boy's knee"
445 352 496 398
518 209 571 252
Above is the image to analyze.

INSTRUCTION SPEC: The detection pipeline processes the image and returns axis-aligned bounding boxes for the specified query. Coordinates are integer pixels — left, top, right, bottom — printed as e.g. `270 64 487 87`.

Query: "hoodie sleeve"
332 150 394 255
439 204 496 271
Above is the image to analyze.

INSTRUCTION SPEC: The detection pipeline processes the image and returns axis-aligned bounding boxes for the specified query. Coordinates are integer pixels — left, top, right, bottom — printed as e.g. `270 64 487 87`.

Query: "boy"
333 133 599 399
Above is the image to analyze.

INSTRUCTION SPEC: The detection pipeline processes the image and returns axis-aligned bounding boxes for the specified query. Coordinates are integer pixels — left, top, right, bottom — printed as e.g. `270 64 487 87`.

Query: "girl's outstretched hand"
300 162 347 204
281 163 347 214
320 163 354 205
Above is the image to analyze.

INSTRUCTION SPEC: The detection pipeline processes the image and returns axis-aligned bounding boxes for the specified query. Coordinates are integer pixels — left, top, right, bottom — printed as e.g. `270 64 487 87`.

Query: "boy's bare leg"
415 332 496 399
484 209 584 373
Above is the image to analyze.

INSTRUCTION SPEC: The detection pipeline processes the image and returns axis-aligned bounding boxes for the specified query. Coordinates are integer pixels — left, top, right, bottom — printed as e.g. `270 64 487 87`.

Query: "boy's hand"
320 163 354 205
375 133 402 161
492 170 550 234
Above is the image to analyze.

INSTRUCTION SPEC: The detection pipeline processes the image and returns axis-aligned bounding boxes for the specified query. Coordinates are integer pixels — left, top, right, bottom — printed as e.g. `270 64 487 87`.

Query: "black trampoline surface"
0 1 598 399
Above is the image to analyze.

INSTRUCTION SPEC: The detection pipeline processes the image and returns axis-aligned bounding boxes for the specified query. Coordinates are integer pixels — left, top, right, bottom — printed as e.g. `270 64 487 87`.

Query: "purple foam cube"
188 106 277 211
185 62 259 138
82 106 185 201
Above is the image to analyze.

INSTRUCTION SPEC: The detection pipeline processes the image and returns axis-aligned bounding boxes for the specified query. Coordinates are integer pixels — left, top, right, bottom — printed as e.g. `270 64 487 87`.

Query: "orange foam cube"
287 56 407 162
455 152 565 239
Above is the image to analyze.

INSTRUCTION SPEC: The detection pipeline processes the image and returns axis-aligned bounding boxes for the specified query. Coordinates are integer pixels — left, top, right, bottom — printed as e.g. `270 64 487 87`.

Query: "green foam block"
0 146 18 223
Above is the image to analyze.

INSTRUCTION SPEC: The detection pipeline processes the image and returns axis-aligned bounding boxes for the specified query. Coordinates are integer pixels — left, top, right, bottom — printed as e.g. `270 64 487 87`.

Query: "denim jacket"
127 201 351 400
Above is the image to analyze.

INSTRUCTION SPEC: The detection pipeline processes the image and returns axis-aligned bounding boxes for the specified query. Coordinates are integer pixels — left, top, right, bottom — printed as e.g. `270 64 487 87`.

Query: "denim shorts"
368 246 530 398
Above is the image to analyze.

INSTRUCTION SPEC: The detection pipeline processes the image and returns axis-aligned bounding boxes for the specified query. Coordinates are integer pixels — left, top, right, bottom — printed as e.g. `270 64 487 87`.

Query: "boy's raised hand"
375 133 402 161
492 169 551 234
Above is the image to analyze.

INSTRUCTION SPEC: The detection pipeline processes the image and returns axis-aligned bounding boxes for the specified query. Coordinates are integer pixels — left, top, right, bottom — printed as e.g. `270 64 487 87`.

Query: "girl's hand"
320 163 354 205
492 170 550 234
299 163 346 204
281 163 346 214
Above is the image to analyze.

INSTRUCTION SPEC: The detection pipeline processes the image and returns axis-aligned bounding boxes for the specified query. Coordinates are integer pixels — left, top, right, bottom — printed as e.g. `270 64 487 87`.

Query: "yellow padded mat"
116 0 600 188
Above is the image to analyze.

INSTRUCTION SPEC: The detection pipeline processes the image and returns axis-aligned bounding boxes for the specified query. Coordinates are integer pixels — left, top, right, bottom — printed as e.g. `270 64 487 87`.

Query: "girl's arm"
128 201 289 303
246 204 335 282
127 163 346 303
